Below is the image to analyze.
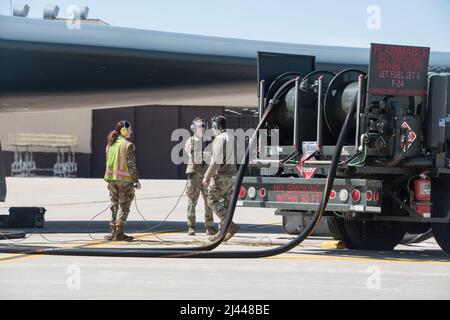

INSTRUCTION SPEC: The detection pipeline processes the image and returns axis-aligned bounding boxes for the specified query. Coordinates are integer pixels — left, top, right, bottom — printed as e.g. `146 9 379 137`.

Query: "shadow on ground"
2 221 449 262
291 246 450 263
1 220 284 234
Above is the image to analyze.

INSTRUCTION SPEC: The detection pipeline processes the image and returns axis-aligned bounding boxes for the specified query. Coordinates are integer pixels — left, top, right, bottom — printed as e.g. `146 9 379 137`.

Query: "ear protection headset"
211 116 219 130
191 117 207 132
119 120 131 137
211 116 226 130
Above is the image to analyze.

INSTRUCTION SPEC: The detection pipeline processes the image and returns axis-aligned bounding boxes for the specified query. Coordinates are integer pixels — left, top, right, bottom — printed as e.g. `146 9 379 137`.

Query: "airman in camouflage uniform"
104 120 141 241
185 118 217 236
202 115 239 242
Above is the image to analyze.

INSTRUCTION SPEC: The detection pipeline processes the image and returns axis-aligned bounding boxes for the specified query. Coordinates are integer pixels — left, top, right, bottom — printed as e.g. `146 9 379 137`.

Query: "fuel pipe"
0 78 358 258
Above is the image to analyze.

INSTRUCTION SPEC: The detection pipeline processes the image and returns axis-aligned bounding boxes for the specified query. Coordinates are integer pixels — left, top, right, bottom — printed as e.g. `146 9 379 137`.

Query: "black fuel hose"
266 72 302 100
127 78 297 252
0 80 292 256
0 76 358 258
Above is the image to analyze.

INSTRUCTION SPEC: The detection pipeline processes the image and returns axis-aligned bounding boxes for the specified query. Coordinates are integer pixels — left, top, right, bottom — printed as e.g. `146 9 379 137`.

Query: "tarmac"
0 177 449 300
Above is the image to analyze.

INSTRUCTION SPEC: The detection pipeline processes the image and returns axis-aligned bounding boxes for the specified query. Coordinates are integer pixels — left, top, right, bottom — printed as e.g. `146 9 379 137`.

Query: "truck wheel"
432 223 450 254
327 217 356 249
343 220 405 251
327 217 342 240
430 177 450 254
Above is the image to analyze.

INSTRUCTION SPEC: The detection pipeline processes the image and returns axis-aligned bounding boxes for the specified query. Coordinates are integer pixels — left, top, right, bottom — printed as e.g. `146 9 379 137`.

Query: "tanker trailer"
237 44 450 253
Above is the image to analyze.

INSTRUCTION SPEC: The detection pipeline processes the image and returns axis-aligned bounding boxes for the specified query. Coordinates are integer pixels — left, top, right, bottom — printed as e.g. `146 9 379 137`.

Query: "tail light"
239 186 246 199
374 191 380 202
367 190 373 202
329 190 336 200
259 187 267 198
352 189 361 202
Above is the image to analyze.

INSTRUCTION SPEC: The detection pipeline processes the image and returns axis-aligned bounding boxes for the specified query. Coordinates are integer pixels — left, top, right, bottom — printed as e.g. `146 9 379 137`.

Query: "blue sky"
1 0 449 51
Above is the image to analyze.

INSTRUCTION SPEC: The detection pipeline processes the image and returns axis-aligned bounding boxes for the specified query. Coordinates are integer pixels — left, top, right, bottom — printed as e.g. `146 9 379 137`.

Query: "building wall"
0 109 92 177
90 105 224 179
0 105 260 179
0 109 92 153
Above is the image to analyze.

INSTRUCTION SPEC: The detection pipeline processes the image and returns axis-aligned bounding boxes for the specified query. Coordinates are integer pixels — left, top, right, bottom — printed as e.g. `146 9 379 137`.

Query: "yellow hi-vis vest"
104 136 133 183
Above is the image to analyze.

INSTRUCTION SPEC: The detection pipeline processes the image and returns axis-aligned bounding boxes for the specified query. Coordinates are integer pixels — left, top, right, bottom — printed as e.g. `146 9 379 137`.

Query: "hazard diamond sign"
401 121 417 151
297 153 317 179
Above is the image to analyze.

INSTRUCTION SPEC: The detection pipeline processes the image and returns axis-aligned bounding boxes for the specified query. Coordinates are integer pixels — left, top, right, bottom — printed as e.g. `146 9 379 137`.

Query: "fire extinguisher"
414 174 431 218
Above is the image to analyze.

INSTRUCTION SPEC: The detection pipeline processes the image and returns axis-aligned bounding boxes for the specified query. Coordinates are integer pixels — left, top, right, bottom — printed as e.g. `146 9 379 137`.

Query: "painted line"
0 253 24 261
0 238 107 264
0 229 188 263
0 231 185 263
0 253 43 264
3 228 447 265
83 232 179 248
266 253 450 265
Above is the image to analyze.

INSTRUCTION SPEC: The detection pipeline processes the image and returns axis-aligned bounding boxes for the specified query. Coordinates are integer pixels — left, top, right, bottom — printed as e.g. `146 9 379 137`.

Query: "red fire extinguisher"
414 174 431 218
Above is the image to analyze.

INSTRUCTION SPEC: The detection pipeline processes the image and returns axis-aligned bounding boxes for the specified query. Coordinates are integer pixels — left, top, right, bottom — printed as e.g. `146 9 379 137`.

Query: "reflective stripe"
105 168 131 177
119 142 127 170
104 137 133 182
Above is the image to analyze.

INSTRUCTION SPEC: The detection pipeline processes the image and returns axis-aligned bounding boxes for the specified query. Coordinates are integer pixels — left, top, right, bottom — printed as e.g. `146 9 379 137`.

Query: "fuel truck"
237 43 450 254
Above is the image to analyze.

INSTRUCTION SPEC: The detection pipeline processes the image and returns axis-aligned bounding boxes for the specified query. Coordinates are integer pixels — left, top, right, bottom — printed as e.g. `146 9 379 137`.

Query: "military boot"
104 223 116 241
187 227 195 236
114 225 134 241
224 222 240 242
208 230 222 242
206 226 218 236
208 223 226 242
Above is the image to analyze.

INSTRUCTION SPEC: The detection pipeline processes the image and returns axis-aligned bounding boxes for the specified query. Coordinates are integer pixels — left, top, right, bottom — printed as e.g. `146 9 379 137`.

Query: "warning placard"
368 43 430 96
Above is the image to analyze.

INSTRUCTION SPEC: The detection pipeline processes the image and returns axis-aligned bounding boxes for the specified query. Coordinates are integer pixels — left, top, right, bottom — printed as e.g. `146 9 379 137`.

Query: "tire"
327 217 342 240
327 216 356 249
432 223 450 254
343 220 406 251
430 177 450 255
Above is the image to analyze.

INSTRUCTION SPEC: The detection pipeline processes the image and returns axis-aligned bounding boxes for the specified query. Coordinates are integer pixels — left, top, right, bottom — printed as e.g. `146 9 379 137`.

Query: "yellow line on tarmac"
267 253 450 265
0 238 107 265
0 231 182 263
83 232 179 248
0 253 24 261
0 253 43 264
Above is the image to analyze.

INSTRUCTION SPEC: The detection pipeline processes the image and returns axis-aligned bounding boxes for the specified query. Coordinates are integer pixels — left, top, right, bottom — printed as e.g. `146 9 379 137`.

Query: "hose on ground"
0 74 358 258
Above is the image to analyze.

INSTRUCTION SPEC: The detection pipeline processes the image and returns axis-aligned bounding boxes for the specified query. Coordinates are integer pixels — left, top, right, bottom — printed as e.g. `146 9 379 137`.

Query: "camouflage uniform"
207 175 234 229
204 130 236 230
185 136 214 230
107 143 140 227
